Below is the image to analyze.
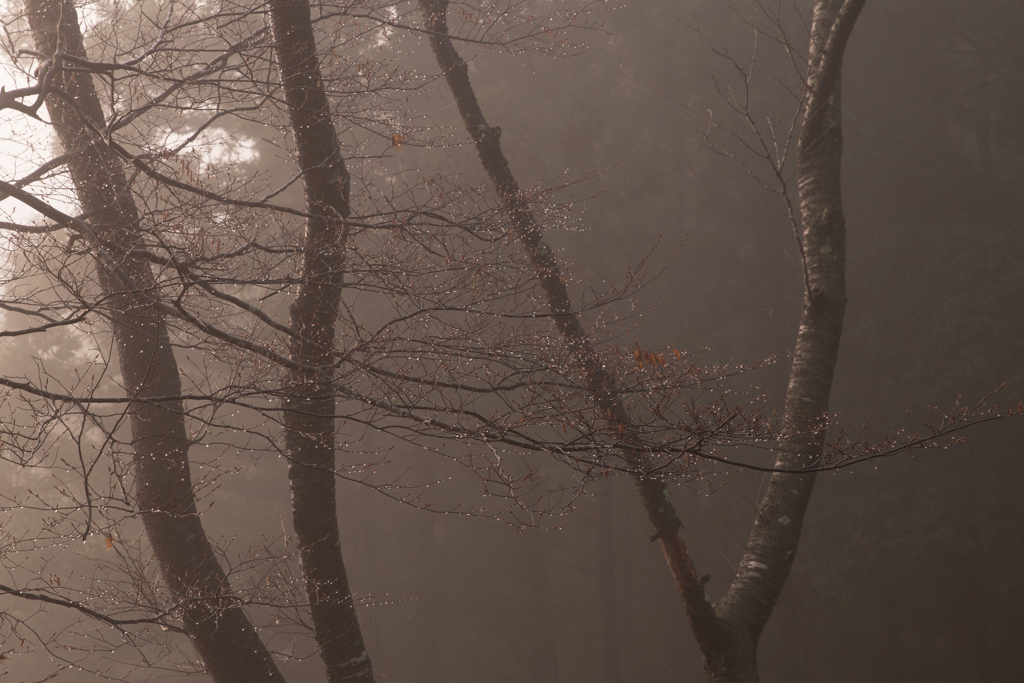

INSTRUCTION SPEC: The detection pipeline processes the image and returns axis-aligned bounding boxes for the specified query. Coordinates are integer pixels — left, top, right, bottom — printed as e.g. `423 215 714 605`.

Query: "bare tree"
694 3 865 680
267 0 371 677
410 0 1010 680
4 0 1007 680
14 0 285 680
416 0 712 630
0 0 775 679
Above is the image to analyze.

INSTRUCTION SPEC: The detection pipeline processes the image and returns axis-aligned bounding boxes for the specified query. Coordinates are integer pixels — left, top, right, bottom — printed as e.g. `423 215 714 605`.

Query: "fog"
1 0 1021 681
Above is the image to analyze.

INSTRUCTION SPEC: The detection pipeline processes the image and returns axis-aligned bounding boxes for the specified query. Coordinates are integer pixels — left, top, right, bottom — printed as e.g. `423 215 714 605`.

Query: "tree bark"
703 1 861 680
267 0 373 680
24 1 284 681
417 0 864 680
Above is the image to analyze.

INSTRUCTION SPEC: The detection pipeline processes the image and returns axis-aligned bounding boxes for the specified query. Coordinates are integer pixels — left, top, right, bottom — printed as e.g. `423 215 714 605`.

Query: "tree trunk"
705 1 861 680
416 0 721 659
267 0 374 680
25 1 284 681
417 0 864 680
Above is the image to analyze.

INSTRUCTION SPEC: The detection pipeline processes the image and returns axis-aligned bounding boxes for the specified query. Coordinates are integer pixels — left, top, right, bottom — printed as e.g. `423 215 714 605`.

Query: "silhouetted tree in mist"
16 0 285 679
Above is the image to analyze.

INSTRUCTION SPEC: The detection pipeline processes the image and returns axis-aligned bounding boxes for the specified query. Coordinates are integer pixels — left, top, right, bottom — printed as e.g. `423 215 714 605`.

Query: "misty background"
2 0 1022 681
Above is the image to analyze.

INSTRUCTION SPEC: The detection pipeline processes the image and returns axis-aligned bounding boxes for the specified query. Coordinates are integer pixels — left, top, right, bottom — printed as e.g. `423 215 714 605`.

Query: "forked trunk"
416 0 864 680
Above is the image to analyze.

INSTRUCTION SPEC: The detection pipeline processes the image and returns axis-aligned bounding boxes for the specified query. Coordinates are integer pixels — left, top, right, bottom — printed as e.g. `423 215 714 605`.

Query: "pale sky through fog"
0 57 76 224
0 66 259 228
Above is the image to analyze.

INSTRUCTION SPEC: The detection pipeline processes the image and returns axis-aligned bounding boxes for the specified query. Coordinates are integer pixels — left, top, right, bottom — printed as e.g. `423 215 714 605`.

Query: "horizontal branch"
0 582 188 635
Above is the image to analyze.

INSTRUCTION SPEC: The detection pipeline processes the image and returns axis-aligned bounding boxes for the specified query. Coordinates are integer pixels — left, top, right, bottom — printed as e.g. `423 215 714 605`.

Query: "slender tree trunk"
24 1 284 681
706 3 859 679
965 590 992 683
597 490 622 683
417 0 864 680
416 0 720 658
413 459 440 683
878 605 903 683
266 0 373 680
618 490 634 674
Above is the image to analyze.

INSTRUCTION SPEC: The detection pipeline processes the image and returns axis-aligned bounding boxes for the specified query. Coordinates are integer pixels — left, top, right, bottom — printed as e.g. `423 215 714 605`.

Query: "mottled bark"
418 0 864 681
24 0 284 681
267 0 373 680
706 2 863 681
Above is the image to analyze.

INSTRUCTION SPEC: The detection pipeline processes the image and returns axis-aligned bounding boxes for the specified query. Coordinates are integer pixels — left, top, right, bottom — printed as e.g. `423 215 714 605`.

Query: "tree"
0 0 771 679
267 0 371 677
409 0 1006 680
13 0 284 679
410 0 1016 678
694 3 864 679
0 0 516 677
2 0 1014 680
790 1 1024 677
